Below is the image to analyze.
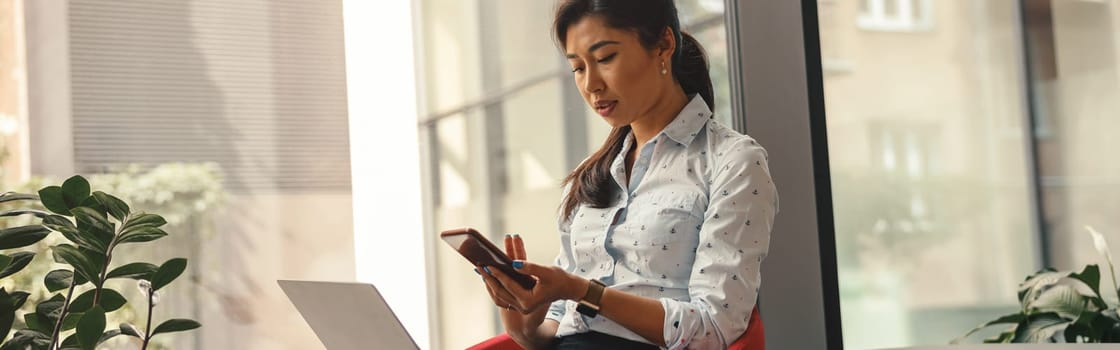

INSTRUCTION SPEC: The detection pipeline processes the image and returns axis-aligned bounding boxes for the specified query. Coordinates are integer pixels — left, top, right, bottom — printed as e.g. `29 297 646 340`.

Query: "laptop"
278 280 421 350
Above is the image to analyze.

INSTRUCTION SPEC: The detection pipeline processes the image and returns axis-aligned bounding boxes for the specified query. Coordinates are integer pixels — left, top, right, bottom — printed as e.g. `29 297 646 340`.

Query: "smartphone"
439 228 537 290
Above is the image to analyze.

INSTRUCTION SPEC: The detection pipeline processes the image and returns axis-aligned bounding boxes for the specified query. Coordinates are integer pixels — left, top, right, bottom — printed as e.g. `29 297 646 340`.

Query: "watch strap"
576 279 606 318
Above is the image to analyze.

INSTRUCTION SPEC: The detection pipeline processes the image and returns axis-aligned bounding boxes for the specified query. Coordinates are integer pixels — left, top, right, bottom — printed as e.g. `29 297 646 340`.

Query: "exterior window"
859 0 934 32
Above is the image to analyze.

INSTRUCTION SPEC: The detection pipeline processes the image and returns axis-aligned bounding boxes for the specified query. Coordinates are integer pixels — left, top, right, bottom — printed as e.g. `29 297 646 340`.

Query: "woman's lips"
595 101 617 117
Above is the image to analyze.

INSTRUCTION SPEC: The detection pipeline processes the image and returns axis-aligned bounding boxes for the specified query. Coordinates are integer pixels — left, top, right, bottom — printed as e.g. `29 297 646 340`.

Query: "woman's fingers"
512 234 527 261
504 234 516 257
481 267 528 312
486 266 536 305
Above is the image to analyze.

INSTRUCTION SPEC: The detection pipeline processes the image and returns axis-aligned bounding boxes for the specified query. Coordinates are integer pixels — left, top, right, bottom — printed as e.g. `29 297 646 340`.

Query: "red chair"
467 305 764 350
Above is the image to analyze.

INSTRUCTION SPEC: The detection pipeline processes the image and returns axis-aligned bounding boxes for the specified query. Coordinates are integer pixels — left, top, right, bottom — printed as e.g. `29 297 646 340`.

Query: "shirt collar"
661 94 712 146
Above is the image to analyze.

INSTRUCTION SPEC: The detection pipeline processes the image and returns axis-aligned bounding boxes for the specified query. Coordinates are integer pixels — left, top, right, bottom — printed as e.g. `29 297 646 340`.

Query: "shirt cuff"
545 299 567 323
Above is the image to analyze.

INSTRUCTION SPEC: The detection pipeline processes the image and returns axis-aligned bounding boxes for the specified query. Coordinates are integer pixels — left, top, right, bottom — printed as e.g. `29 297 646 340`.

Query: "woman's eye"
571 67 584 73
597 53 617 63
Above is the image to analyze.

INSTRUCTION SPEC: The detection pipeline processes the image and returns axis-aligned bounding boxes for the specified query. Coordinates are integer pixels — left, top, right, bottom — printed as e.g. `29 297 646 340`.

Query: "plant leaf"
43 215 105 254
0 209 52 219
71 207 115 251
90 191 129 222
37 186 70 215
151 318 200 336
1012 312 1071 343
58 333 78 348
119 213 167 237
2 329 51 349
150 258 187 291
0 254 12 272
0 192 38 204
952 312 1025 344
983 330 1015 343
51 225 103 255
23 312 49 334
106 262 158 280
41 214 74 229
61 175 91 209
1064 311 1101 343
116 226 167 245
45 269 74 292
77 196 107 219
97 329 121 345
52 245 100 286
62 312 82 331
1067 265 1108 310
9 291 29 310
0 290 31 345
75 306 105 350
1030 284 1090 320
35 294 66 327
0 252 35 279
119 323 143 338
0 288 17 345
1018 269 1065 308
68 289 127 313
0 225 51 250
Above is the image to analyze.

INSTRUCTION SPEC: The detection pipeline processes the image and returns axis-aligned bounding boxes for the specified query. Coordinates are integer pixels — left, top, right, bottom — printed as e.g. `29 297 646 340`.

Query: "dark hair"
555 0 714 221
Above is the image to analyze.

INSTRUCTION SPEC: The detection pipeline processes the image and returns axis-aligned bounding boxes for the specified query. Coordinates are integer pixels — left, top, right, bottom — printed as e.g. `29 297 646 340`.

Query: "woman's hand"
476 234 585 349
481 234 588 313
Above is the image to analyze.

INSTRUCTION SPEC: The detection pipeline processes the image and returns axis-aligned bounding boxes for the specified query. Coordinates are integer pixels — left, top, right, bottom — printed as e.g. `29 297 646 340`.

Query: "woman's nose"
582 69 604 94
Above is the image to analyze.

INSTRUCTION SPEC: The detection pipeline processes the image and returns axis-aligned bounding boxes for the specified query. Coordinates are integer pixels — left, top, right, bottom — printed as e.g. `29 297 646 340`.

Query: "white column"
23 0 74 178
343 0 430 349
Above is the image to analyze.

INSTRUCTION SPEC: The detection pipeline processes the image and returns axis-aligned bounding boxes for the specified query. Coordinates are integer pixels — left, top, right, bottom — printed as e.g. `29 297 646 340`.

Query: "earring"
660 61 668 75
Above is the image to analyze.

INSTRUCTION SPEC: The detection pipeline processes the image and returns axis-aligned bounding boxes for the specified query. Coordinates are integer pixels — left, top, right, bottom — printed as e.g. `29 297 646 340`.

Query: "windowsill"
857 18 935 33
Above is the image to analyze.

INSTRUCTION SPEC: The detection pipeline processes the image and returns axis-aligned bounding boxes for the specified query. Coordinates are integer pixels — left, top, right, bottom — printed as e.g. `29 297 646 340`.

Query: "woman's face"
565 16 671 128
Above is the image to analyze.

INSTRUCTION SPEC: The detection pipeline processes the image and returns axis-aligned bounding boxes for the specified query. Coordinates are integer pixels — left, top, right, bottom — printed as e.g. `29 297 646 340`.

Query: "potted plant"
954 227 1120 343
0 175 200 349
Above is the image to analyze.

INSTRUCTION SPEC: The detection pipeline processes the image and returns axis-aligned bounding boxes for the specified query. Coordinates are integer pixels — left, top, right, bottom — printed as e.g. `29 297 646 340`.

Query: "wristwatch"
576 279 607 318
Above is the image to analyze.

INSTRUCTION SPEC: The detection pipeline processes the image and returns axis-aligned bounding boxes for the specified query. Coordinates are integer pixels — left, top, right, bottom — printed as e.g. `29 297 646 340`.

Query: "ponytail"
560 125 630 220
674 32 714 111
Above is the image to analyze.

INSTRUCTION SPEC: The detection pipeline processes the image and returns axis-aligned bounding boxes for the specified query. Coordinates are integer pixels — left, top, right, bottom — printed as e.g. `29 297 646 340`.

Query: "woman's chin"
601 116 630 129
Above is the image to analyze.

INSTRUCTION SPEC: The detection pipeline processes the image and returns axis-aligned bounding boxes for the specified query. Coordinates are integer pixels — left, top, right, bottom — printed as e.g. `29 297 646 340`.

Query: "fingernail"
512 233 521 239
512 260 524 269
473 268 481 275
504 233 513 239
483 266 493 275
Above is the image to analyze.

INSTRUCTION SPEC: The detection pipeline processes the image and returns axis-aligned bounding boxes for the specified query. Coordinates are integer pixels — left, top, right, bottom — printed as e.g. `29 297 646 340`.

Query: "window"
1024 0 1120 297
413 1 734 348
821 0 1039 348
858 0 934 32
8 0 354 348
821 0 1120 348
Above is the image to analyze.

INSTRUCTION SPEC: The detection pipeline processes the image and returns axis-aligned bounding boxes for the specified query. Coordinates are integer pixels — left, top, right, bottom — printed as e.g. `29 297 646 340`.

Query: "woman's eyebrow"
565 40 620 59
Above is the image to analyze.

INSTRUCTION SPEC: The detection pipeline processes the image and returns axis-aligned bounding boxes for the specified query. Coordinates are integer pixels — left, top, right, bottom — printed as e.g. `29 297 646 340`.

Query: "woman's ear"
657 27 676 59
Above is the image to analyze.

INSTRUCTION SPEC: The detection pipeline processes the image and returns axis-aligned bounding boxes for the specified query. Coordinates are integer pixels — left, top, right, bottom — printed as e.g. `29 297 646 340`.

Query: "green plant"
954 226 1120 343
0 175 200 349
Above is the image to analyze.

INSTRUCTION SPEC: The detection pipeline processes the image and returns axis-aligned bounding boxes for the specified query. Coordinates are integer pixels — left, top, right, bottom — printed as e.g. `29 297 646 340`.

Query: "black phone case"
440 228 538 290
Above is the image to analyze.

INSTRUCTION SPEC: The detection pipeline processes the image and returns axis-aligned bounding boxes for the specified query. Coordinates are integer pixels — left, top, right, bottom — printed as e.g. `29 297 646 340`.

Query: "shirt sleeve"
660 139 778 350
546 192 577 324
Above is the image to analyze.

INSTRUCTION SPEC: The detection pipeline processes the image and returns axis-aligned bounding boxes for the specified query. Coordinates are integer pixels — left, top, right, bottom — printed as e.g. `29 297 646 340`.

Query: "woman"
476 0 777 349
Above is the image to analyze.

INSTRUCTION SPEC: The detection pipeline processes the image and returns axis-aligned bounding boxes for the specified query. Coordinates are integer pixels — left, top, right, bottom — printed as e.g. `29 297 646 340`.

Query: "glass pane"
415 1 732 348
884 0 900 18
1026 0 1120 295
817 0 1040 348
5 1 354 349
0 0 24 185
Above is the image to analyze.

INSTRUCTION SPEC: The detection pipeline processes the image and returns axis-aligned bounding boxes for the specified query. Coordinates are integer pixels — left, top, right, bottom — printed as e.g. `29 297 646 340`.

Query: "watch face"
576 302 599 317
